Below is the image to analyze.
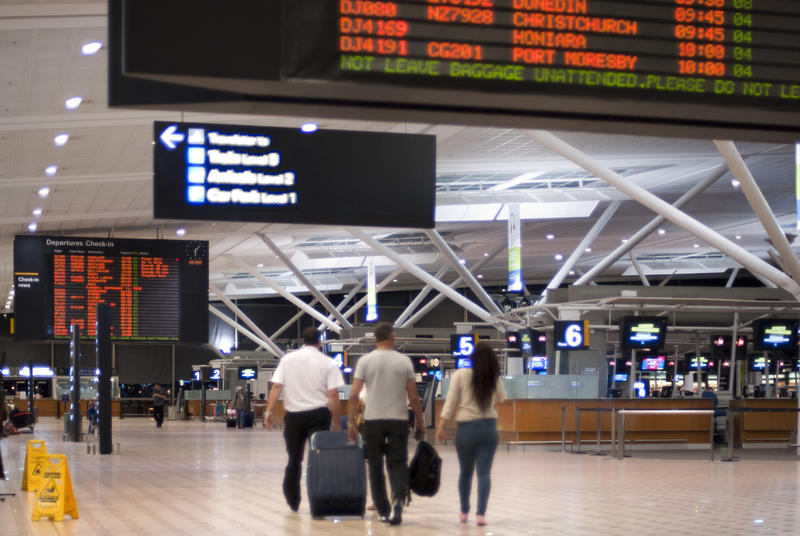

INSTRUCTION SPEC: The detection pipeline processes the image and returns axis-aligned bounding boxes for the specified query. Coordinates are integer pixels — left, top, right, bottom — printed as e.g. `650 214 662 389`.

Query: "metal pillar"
209 283 284 357
258 234 353 328
317 280 366 330
629 254 651 286
400 243 506 328
349 228 498 325
229 256 343 333
209 305 281 354
395 265 448 327
726 268 739 288
574 166 726 286
528 130 800 299
425 229 503 314
715 140 800 283
96 303 113 454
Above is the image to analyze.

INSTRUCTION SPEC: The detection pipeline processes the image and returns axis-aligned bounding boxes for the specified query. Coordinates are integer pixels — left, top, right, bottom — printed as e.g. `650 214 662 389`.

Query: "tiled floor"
1 418 800 535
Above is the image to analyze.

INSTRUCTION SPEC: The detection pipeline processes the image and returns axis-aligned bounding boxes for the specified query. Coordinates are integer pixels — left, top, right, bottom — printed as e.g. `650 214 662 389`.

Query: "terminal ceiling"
0 2 798 320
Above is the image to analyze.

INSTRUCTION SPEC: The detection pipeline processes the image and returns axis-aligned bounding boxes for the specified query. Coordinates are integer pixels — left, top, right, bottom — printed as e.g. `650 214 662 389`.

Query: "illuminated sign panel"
153 121 435 229
238 367 258 380
554 320 589 350
13 235 208 343
117 1 800 137
640 355 666 371
451 333 477 357
752 318 799 351
620 316 667 350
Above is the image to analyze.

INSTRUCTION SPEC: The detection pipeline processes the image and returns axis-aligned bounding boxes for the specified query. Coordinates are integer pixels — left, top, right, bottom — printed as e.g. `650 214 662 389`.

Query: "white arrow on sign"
159 125 185 150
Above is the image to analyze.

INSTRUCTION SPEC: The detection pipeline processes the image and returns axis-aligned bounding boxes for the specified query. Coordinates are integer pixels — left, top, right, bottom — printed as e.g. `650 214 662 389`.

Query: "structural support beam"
229 256 343 333
400 243 506 328
318 280 366 330
725 267 740 288
209 284 285 357
209 305 280 357
715 140 800 283
258 233 353 328
546 201 620 293
658 270 678 287
629 254 651 287
394 266 448 327
348 228 497 325
574 165 726 286
528 130 800 300
425 229 503 314
271 298 318 340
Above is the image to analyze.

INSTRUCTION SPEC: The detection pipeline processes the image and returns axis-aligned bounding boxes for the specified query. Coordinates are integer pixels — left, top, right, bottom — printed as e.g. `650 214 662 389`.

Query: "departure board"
13 235 209 343
334 0 800 104
116 0 800 138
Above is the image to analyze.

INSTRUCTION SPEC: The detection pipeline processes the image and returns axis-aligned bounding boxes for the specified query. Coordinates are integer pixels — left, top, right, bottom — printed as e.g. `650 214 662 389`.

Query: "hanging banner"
508 204 524 292
365 259 378 322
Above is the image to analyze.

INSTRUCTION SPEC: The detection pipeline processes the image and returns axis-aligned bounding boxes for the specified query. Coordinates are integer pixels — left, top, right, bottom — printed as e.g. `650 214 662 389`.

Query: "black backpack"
408 440 441 497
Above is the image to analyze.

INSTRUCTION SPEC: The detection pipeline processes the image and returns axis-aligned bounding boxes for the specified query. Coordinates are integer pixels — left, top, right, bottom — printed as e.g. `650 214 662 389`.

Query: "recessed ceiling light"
393 279 398 282
28 222 38 232
554 253 563 261
300 122 318 133
693 244 700 248
38 186 51 198
32 207 43 216
45 165 58 176
569 270 575 275
621 238 628 244
735 235 742 240
657 228 666 236
54 133 69 146
483 252 489 257
65 96 83 110
458 259 466 265
731 178 740 188
175 227 186 236
546 233 555 240
256 263 264 268
81 41 103 55
477 274 483 279
584 247 592 253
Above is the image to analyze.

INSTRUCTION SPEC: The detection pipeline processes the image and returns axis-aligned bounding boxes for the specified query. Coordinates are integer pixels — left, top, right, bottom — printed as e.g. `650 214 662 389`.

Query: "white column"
528 130 800 300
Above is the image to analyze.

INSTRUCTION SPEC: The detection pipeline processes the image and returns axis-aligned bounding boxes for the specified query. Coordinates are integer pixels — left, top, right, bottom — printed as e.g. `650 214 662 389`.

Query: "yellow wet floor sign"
21 439 48 492
31 454 79 521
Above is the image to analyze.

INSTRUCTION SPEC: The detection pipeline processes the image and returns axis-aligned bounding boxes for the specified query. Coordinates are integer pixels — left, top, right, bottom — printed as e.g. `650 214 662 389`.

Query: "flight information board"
14 235 209 342
333 0 799 105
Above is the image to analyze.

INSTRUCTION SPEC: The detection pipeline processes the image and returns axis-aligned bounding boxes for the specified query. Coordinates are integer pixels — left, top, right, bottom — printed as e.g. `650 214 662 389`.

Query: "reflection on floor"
1 418 799 535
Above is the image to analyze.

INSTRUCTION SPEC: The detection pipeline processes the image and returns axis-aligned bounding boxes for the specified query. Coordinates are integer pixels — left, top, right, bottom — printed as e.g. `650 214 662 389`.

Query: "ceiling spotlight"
731 178 741 188
45 165 58 176
483 252 489 257
300 122 318 133
54 133 69 146
81 41 103 55
28 222 38 232
458 259 466 265
393 279 398 282
693 244 700 248
546 233 555 240
175 227 186 236
65 96 83 110
569 270 575 275
256 263 264 268
658 228 666 236
32 207 43 216
584 247 592 253
38 186 51 198
477 274 484 279
554 253 564 261
735 235 742 240
621 238 628 244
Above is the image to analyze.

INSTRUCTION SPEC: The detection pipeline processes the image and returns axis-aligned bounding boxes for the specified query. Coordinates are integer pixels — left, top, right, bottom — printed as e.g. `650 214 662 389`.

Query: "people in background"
348 322 425 526
436 341 507 527
232 386 249 428
265 326 344 512
152 383 168 428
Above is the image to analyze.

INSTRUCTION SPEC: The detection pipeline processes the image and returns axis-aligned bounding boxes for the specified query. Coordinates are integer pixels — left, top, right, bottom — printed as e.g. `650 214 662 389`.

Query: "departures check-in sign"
153 121 435 229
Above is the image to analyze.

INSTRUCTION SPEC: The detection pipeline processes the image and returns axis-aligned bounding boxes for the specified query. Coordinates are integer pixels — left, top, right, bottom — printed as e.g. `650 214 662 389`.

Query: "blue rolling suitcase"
241 410 254 428
306 430 366 518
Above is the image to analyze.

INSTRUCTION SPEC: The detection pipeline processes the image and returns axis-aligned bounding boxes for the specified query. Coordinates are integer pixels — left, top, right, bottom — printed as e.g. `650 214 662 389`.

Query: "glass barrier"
442 374 600 399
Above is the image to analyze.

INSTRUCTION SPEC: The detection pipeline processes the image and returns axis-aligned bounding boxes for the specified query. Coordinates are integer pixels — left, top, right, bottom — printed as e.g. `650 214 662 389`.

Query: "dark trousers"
153 405 164 427
455 418 498 515
283 407 332 510
364 419 409 517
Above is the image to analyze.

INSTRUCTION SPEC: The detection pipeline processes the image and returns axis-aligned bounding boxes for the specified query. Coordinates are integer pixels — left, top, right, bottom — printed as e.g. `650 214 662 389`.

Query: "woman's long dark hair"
470 341 500 412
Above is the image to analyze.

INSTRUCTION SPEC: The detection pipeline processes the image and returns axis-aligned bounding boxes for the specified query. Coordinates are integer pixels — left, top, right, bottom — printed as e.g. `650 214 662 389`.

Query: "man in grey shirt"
348 322 424 525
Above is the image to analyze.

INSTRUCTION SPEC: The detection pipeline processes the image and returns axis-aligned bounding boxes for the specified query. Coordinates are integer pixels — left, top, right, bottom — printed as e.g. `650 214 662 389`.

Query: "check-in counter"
435 398 715 445
11 398 121 418
730 398 798 444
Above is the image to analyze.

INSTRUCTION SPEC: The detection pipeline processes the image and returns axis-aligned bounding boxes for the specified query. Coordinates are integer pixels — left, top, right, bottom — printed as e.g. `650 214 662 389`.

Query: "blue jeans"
455 418 498 516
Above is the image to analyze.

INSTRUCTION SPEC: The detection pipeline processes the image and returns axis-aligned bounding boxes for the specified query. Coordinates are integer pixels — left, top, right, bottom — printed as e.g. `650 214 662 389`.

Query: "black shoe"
389 499 403 525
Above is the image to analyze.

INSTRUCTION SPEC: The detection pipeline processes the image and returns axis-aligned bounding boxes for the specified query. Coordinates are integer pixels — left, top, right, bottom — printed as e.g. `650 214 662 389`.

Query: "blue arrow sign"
160 125 185 150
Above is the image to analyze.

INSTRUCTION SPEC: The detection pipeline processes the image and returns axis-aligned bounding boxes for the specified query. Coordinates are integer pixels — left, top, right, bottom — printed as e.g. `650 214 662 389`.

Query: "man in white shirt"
265 326 344 512
348 322 424 525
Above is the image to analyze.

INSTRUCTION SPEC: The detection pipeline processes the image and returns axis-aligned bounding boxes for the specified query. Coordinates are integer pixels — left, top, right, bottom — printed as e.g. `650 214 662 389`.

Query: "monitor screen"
640 355 666 371
13 235 208 343
553 320 590 350
456 358 473 369
749 355 768 371
331 352 345 369
752 319 799 352
528 356 547 371
507 332 521 349
689 356 710 370
613 373 629 382
620 317 668 350
238 367 257 380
